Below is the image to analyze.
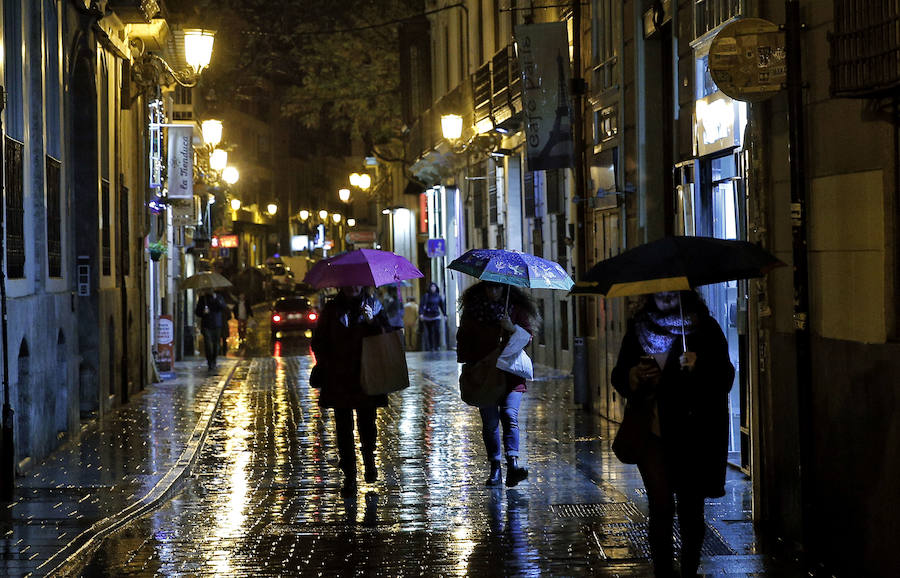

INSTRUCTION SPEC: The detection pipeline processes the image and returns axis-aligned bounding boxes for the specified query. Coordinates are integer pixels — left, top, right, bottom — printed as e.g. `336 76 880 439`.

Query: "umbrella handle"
505 285 510 313
678 292 687 352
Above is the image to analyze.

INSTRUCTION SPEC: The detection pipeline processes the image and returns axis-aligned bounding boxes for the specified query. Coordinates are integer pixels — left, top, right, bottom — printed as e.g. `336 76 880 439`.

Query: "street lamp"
332 213 342 223
183 29 216 75
267 203 278 215
209 149 227 171
201 119 223 148
319 209 328 220
230 198 241 211
222 166 239 185
299 210 309 221
349 173 371 190
131 28 216 89
347 218 356 227
338 188 351 202
440 114 463 141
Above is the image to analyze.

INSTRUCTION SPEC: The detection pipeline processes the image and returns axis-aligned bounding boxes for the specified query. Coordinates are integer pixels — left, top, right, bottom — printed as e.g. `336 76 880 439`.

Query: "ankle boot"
506 457 528 487
363 453 377 483
485 461 502 486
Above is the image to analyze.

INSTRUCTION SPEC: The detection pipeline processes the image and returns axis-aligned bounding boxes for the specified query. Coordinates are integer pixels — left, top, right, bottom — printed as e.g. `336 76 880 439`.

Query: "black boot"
506 457 528 487
363 453 377 483
485 461 502 486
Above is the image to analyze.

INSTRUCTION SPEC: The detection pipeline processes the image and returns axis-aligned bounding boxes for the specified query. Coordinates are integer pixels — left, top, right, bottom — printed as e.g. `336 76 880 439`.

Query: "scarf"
634 308 699 354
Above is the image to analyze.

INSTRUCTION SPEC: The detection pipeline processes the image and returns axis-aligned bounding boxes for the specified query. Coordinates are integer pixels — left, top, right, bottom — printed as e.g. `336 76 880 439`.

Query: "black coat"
611 313 734 497
310 293 391 409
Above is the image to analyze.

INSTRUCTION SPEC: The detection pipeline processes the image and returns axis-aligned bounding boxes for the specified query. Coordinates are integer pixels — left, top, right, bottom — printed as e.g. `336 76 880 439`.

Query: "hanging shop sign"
426 238 446 258
156 315 174 376
167 125 194 199
515 22 574 171
708 18 786 102
695 91 741 156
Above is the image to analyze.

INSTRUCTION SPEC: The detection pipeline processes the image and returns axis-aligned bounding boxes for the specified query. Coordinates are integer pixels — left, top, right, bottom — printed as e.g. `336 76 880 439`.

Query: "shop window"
47 157 62 278
591 0 620 94
693 0 744 40
5 138 25 279
101 180 111 276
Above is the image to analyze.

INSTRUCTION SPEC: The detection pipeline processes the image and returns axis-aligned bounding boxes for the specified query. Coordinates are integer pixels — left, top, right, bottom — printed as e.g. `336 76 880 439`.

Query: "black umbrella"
572 236 784 298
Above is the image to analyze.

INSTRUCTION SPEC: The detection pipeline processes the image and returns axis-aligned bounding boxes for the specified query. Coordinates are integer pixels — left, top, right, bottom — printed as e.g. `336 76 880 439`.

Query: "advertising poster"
156 315 174 377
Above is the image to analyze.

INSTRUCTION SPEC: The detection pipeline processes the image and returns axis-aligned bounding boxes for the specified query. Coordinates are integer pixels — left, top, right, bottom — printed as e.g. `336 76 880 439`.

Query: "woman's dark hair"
459 281 542 332
428 282 440 293
633 289 710 318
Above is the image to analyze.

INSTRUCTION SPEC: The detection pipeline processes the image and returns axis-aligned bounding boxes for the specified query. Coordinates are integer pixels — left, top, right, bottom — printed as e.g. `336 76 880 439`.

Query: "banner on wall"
515 22 574 171
167 125 194 199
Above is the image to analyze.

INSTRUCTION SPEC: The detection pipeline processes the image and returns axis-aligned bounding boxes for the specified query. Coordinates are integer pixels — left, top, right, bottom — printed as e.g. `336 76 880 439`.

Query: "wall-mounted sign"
426 238 446 258
695 92 741 156
709 18 786 102
218 234 239 248
347 230 377 244
156 315 174 375
167 125 194 199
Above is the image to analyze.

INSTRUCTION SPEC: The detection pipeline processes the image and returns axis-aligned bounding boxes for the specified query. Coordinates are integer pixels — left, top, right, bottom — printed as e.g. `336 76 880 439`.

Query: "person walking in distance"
195 289 227 370
311 285 391 495
419 282 446 351
611 290 734 577
403 296 420 350
456 281 540 487
232 292 253 346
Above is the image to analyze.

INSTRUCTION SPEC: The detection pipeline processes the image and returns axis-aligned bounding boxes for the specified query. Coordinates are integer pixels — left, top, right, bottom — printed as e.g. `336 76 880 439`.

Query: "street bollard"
573 337 588 407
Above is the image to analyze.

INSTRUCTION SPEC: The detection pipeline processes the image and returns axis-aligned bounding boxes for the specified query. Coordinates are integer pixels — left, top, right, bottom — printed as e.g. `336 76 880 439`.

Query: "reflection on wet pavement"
81 351 805 576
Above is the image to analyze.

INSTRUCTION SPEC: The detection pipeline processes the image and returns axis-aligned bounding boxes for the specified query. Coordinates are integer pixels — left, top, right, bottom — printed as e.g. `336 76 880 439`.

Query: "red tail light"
272 314 282 323
308 312 318 321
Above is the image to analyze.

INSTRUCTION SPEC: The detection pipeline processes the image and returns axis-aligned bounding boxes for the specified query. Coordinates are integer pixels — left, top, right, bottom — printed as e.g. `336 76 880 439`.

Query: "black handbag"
459 346 505 407
612 400 653 464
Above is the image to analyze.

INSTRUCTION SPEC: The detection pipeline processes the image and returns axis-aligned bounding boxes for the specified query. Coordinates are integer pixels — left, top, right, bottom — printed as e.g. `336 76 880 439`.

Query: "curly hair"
459 281 542 331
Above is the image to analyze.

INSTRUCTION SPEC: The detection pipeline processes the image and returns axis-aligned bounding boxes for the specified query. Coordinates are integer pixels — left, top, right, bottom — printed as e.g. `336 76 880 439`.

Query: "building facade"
405 0 898 574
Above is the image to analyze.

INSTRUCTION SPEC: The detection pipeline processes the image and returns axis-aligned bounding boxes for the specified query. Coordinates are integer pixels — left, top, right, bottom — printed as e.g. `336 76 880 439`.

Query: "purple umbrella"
303 249 424 289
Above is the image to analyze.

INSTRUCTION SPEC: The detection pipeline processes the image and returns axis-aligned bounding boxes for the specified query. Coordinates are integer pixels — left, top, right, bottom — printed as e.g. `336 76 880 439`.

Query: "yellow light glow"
349 173 360 187
267 203 278 215
475 116 494 134
201 119 223 147
299 210 309 221
338 188 351 202
347 218 356 227
184 29 215 74
222 166 239 184
209 148 227 171
441 114 463 140
230 198 241 211
318 209 328 220
332 213 342 223
357 173 371 190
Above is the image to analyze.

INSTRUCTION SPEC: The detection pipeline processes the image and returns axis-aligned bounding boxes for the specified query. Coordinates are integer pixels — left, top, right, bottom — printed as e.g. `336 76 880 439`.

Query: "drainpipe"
571 0 590 408
785 0 814 552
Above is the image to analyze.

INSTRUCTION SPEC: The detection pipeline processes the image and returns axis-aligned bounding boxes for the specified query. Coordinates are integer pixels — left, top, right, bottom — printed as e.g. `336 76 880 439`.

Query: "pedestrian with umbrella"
305 249 423 495
573 236 783 577
449 249 572 487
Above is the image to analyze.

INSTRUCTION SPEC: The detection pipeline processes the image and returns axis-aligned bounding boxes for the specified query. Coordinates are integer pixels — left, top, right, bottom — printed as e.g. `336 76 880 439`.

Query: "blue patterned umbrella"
448 249 573 290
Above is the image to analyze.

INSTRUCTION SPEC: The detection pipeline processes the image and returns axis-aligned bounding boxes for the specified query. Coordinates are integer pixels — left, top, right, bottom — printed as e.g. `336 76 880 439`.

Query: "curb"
39 361 243 578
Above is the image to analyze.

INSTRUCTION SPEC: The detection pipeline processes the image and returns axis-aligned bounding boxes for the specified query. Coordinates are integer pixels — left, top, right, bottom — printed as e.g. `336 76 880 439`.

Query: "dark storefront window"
102 180 111 276
5 138 25 279
488 163 498 225
47 157 62 278
523 170 535 218
119 184 130 276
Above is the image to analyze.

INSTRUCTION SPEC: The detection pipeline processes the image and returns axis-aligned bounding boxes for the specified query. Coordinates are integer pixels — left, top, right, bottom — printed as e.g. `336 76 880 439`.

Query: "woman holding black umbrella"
611 290 734 577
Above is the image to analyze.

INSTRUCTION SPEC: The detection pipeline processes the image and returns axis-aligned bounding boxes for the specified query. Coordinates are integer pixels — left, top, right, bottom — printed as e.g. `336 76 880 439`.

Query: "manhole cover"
551 502 646 522
589 520 735 560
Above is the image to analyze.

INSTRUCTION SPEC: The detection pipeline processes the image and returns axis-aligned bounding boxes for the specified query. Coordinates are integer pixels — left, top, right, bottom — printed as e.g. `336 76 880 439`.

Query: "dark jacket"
419 292 446 321
456 304 532 393
310 292 391 409
195 293 227 331
611 314 734 498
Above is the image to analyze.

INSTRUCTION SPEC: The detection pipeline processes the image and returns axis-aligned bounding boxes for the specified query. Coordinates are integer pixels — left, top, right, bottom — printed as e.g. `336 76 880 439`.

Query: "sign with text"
516 22 574 171
166 125 193 199
156 315 174 375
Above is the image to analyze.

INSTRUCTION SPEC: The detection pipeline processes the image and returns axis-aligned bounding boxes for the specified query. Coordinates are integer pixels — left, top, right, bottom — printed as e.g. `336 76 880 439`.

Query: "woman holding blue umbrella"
456 281 540 487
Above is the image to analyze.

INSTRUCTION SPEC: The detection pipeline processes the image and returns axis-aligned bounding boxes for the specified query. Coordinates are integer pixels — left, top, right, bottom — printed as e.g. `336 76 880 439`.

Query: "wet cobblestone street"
74 351 805 577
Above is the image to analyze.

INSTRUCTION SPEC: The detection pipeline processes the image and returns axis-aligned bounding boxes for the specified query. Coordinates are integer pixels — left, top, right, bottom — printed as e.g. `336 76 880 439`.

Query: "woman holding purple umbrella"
456 281 540 488
611 290 734 577
311 284 391 495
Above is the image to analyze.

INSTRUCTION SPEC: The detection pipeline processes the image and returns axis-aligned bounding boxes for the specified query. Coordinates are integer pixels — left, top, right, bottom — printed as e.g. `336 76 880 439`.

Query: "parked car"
270 297 317 340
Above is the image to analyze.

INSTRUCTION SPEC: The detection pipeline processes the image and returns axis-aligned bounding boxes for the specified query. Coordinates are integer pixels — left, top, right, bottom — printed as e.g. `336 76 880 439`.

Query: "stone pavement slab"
0 358 238 577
